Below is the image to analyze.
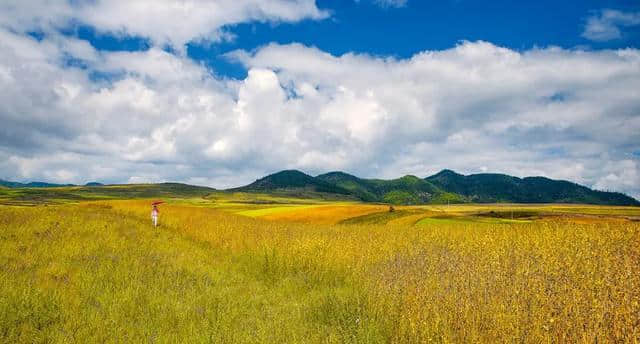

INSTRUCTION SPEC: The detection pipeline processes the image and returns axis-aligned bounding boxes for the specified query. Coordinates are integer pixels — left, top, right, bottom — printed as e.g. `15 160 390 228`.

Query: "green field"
1 186 639 343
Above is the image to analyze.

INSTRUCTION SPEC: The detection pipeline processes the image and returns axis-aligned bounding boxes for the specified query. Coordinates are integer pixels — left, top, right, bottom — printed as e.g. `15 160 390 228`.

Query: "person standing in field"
151 204 159 227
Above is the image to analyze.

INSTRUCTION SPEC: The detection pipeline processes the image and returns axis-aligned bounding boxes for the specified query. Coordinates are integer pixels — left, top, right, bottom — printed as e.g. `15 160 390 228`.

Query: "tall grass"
1 201 639 343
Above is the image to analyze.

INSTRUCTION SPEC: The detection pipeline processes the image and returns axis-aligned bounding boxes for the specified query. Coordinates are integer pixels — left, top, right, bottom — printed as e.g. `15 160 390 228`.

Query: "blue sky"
69 0 640 79
0 0 639 198
223 0 638 53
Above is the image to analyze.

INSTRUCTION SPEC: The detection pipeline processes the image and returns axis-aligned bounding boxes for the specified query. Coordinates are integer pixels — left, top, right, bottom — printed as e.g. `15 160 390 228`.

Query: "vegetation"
1 190 639 342
231 170 354 198
317 172 444 204
3 168 638 205
0 183 215 205
233 169 640 205
426 169 639 205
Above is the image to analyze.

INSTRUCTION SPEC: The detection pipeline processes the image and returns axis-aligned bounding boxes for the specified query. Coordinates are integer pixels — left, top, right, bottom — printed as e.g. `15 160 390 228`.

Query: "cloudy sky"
0 0 639 198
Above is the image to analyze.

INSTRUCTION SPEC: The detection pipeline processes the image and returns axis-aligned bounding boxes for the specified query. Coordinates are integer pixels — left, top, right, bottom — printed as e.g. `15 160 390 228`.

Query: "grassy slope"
316 172 453 205
256 204 387 224
0 183 215 205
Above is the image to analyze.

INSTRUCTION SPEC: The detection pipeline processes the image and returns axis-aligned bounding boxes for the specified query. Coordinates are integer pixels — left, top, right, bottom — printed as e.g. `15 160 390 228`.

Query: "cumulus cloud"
0 13 639 198
594 160 639 193
582 9 640 42
0 0 328 48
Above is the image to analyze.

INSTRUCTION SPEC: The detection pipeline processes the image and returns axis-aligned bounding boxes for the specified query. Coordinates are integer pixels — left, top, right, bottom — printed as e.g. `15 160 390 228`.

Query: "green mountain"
316 172 456 204
235 169 638 206
425 170 639 206
230 170 353 198
2 169 637 206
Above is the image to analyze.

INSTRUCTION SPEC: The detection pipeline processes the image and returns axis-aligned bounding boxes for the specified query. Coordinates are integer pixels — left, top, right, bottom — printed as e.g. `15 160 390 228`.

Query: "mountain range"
233 170 639 206
2 169 638 206
0 180 101 188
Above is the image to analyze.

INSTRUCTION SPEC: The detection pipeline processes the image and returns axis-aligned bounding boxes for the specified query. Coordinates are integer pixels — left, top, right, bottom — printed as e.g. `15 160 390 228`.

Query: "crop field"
1 192 639 343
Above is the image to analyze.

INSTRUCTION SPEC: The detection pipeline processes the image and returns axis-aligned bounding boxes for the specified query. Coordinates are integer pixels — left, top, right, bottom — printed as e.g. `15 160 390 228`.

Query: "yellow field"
257 204 388 224
1 199 639 343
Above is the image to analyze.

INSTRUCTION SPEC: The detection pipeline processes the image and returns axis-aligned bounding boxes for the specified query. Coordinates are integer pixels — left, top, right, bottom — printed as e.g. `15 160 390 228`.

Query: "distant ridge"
85 182 104 187
230 170 353 198
1 179 107 188
316 172 458 204
2 169 637 206
0 179 75 188
232 169 639 206
0 181 217 204
425 170 638 205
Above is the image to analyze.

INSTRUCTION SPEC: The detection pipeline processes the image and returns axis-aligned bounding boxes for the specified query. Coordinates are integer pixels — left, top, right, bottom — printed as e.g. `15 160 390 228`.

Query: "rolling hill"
315 172 460 204
0 182 216 205
234 169 638 206
2 169 638 206
425 169 639 205
229 170 354 199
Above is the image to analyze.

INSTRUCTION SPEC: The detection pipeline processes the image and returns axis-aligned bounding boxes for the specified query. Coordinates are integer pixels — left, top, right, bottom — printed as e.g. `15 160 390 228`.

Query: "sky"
0 0 639 198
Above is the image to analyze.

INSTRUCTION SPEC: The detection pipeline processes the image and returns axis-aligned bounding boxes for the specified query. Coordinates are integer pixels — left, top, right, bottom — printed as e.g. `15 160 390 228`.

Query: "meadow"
1 190 639 343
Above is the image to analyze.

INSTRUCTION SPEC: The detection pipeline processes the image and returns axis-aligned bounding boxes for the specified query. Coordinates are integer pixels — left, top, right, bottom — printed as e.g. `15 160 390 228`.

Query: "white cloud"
582 9 640 42
594 160 639 193
0 0 329 48
0 21 639 199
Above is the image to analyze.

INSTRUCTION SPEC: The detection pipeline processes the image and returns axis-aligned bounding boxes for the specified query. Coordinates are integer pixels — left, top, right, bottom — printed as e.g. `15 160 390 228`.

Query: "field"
1 189 639 343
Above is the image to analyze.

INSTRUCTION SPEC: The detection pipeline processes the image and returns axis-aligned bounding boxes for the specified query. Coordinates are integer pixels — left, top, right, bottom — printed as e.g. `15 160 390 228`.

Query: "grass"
1 198 639 342
0 183 215 206
236 204 327 217
339 209 425 225
258 204 386 224
0 204 385 343
416 216 532 226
